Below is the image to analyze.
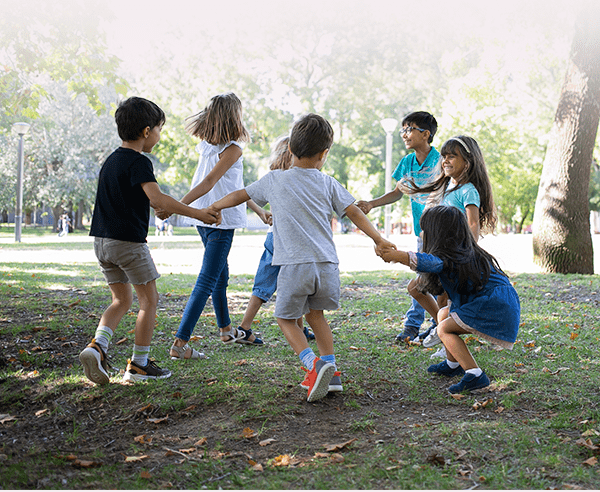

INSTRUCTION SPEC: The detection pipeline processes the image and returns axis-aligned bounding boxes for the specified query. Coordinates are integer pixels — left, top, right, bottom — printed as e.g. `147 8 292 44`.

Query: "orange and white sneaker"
302 359 335 402
123 359 171 382
79 339 110 385
301 367 343 393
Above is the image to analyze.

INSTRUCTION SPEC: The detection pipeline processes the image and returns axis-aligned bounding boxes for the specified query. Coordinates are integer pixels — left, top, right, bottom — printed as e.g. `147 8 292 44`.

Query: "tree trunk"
532 4 600 274
52 205 62 233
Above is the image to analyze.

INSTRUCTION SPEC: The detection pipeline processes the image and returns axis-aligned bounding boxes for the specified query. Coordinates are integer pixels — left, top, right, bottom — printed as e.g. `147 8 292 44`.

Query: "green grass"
1 246 600 489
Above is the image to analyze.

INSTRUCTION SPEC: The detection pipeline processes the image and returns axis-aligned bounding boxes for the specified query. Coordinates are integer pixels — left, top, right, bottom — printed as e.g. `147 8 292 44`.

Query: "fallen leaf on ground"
252 463 264 472
147 416 168 424
72 459 102 468
234 359 248 366
242 427 258 439
0 414 16 424
575 438 599 451
35 409 48 417
115 338 128 345
134 435 152 444
450 394 466 400
259 438 276 446
570 332 579 341
330 453 344 463
140 471 152 479
583 457 598 467
194 437 208 446
123 454 148 462
271 454 291 467
322 438 357 452
178 448 196 454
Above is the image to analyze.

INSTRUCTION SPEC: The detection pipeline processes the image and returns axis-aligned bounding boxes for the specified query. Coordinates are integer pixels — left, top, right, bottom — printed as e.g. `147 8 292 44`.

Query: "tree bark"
532 3 600 274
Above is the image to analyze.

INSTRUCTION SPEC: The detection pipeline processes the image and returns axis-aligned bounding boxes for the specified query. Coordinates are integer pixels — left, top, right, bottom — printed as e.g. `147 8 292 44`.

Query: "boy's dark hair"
115 97 166 142
289 113 334 159
402 111 437 144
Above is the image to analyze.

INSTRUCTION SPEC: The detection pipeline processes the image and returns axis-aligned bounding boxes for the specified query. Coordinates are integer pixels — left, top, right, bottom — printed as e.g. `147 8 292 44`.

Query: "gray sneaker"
422 327 441 348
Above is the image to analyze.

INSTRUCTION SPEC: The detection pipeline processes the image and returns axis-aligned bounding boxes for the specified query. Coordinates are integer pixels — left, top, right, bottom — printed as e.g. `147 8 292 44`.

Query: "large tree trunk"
532 4 600 274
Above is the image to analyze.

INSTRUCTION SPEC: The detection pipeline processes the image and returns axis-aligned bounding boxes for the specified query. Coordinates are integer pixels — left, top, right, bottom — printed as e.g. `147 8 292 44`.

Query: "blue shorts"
252 232 280 302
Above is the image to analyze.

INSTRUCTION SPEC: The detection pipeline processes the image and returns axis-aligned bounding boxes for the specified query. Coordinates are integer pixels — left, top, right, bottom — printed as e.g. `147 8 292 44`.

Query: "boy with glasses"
356 111 440 343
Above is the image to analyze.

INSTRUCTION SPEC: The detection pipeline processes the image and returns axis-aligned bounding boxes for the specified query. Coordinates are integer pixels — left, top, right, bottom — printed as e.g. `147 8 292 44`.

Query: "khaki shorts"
274 262 340 319
94 237 160 285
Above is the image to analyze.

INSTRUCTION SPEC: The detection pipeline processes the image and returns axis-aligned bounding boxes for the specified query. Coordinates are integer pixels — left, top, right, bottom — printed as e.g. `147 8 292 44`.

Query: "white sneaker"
430 346 446 359
422 327 441 348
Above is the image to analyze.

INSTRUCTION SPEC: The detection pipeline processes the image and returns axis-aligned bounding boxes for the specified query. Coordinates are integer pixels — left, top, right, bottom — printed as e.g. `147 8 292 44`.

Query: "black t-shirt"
89 147 157 242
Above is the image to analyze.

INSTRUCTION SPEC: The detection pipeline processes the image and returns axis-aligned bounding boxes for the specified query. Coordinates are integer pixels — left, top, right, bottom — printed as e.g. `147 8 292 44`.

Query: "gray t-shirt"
246 167 355 266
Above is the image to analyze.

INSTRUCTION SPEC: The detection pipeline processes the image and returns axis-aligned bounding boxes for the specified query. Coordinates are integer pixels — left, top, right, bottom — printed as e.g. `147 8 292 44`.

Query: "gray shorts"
274 262 340 319
94 237 160 285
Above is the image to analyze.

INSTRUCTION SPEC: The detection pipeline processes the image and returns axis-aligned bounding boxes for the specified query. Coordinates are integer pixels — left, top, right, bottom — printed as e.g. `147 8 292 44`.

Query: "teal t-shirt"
442 182 480 212
391 147 440 236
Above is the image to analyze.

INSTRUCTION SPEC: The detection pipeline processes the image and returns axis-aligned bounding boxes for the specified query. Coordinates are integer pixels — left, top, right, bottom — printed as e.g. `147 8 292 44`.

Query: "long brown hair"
403 135 497 234
269 136 293 171
185 92 250 145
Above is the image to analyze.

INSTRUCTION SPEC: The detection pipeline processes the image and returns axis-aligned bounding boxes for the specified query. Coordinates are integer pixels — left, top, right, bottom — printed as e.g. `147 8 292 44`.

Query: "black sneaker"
303 326 316 340
395 325 419 343
79 339 110 385
123 359 171 382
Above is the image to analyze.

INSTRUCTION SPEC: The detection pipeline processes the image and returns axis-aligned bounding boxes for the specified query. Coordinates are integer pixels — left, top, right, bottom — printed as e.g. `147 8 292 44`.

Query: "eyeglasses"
400 126 426 135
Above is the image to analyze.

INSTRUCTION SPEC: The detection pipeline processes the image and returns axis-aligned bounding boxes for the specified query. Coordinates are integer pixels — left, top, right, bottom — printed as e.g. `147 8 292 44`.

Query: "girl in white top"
169 93 268 361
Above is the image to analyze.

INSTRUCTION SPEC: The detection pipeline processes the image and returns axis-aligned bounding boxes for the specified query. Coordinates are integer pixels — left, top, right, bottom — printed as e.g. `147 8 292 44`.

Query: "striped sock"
131 345 150 367
94 326 113 353
299 348 317 371
320 354 337 370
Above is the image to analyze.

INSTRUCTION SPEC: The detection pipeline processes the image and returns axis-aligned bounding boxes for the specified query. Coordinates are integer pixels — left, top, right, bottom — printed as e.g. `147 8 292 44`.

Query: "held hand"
154 208 172 220
197 207 222 225
259 209 273 226
355 200 372 214
378 247 400 263
375 241 397 259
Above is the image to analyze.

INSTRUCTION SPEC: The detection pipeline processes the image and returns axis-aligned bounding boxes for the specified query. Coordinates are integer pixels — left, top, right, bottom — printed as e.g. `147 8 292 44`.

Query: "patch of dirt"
0 280 554 488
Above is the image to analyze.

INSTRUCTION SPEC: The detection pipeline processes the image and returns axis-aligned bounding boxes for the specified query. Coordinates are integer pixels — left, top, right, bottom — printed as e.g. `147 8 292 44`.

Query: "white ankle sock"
94 326 113 352
466 368 483 377
446 359 460 369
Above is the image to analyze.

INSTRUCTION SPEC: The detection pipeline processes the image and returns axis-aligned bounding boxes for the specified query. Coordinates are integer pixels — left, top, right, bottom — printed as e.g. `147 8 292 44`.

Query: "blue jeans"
175 226 234 341
404 235 430 330
252 232 280 302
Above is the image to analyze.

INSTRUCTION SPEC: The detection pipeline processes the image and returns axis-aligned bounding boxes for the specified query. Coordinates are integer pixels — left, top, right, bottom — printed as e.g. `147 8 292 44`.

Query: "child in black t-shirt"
79 97 220 385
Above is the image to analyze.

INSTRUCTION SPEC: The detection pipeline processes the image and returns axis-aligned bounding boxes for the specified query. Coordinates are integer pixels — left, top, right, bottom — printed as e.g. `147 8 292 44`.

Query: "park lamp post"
12 122 30 243
380 118 398 238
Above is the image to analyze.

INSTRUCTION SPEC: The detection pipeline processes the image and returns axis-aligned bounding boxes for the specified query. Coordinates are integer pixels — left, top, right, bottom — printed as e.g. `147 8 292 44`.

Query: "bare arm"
142 182 220 225
465 204 480 242
209 189 251 214
356 183 404 214
181 145 242 205
344 204 397 254
247 199 272 225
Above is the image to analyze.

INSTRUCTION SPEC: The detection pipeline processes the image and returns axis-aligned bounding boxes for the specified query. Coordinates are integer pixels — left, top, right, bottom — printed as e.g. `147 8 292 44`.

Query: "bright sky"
102 0 578 80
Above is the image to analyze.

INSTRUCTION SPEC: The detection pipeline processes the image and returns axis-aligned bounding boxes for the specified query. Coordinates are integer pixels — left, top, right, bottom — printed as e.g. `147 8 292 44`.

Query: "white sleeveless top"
183 140 247 229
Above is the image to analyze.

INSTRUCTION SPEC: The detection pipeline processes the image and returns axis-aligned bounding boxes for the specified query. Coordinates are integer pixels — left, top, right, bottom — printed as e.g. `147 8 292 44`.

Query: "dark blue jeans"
175 226 234 341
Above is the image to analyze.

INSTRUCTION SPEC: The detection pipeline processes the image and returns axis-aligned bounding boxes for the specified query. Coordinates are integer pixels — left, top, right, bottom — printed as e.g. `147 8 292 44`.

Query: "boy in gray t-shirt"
209 113 395 402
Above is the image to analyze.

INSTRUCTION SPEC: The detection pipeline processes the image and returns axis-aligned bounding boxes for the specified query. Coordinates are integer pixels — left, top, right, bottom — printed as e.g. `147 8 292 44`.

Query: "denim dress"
409 252 521 349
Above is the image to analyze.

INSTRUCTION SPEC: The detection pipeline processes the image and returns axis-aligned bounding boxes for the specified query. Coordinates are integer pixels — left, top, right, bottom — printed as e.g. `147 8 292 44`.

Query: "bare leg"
277 318 308 355
239 295 266 331
407 278 439 323
132 280 159 346
99 282 133 331
437 316 478 371
305 309 333 356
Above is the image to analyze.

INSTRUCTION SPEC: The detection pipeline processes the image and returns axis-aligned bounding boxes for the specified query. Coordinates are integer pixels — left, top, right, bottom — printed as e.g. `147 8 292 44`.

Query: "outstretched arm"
142 182 221 225
181 145 242 205
355 183 404 214
344 204 397 253
209 189 251 214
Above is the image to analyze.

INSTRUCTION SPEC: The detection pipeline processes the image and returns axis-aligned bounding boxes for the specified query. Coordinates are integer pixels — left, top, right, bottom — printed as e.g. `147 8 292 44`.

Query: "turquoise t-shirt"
391 147 440 236
442 182 480 212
